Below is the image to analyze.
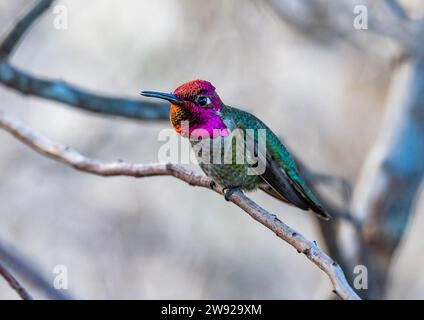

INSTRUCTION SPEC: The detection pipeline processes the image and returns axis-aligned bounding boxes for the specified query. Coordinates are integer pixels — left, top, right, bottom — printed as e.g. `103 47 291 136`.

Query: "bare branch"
303 172 352 204
0 110 360 300
343 57 424 298
0 61 169 121
384 0 410 20
0 240 71 300
309 185 361 287
0 0 54 59
0 1 169 121
265 0 354 44
265 0 424 299
267 0 424 58
0 260 33 300
229 192 359 300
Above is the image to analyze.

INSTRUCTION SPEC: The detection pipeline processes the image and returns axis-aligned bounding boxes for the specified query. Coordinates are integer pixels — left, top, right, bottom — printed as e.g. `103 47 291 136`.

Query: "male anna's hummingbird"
141 80 329 219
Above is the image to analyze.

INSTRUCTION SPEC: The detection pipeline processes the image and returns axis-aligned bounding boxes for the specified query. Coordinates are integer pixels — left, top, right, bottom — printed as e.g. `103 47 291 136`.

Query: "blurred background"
0 0 423 299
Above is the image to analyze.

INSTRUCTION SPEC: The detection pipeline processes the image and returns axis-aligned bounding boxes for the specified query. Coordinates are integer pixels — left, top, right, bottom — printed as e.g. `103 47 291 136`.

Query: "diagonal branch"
0 61 169 121
0 110 360 300
0 260 33 300
0 0 169 121
0 0 54 59
0 240 71 300
384 0 410 20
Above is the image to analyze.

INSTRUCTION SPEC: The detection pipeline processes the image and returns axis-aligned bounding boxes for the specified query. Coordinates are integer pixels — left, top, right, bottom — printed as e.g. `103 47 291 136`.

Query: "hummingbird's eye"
196 96 211 107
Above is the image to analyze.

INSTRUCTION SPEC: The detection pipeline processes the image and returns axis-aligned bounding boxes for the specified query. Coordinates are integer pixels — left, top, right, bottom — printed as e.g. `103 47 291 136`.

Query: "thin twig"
0 240 71 300
0 260 33 300
0 111 360 300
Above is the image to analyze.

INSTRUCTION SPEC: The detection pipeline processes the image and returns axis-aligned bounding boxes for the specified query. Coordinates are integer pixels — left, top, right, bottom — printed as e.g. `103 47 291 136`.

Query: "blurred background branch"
0 0 54 59
267 0 424 299
0 0 169 120
0 239 70 299
347 56 424 298
0 259 33 300
384 0 410 20
0 62 170 121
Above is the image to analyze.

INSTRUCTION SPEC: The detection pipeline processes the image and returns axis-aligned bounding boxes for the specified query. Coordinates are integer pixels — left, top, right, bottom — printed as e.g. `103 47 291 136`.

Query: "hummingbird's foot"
223 186 241 201
209 180 217 189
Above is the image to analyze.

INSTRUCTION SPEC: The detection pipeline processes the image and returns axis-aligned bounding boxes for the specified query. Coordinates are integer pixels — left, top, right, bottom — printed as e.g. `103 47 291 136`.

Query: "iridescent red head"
141 80 228 138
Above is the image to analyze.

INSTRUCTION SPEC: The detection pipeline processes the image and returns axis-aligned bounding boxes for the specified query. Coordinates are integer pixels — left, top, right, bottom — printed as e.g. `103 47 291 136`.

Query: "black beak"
140 91 180 103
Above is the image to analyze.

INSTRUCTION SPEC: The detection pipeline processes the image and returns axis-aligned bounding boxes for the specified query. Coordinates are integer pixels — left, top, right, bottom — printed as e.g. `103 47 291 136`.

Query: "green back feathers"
222 105 329 219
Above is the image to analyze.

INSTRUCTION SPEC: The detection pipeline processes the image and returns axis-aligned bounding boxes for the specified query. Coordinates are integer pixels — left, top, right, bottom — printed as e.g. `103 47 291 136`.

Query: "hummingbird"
141 80 329 219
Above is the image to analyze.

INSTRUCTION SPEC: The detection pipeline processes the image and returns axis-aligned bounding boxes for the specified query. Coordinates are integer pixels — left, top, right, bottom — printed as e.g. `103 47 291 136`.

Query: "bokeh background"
0 0 423 299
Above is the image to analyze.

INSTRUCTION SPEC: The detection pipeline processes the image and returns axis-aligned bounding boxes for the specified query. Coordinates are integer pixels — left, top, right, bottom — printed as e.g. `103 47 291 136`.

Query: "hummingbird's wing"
257 182 288 202
224 105 330 219
260 152 310 210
